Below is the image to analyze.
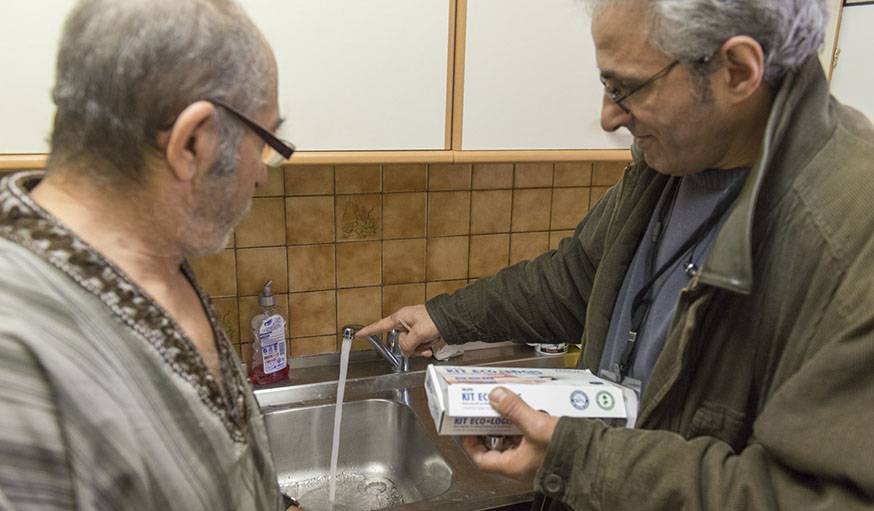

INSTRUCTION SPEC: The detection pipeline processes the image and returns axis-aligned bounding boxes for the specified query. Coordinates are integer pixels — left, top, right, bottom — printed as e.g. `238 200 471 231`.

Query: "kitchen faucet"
342 324 409 373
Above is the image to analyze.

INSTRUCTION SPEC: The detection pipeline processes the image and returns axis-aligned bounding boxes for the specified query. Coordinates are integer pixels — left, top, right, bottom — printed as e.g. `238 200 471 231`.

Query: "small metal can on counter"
534 343 568 355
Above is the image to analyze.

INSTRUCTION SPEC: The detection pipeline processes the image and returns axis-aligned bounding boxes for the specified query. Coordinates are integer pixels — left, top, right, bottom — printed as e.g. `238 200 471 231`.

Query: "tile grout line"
464 164 473 280
379 164 385 320
331 165 340 351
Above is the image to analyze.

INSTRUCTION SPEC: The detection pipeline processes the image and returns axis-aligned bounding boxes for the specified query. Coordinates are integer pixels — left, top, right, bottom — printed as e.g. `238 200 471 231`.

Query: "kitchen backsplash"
1 161 627 362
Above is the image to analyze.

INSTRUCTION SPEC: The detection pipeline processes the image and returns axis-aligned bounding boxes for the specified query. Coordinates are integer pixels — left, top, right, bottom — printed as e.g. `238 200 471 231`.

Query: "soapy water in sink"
282 472 404 511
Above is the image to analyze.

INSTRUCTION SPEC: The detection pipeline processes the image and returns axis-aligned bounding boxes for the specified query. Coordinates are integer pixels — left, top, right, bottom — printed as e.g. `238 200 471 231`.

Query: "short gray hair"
48 0 274 181
588 0 828 85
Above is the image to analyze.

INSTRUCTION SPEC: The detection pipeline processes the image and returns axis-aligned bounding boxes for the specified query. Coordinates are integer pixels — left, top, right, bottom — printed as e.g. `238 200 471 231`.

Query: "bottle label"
258 314 287 374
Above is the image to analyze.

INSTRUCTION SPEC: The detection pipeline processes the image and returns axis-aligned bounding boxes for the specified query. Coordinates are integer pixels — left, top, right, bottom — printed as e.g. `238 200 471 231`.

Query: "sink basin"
257 346 581 510
264 398 453 510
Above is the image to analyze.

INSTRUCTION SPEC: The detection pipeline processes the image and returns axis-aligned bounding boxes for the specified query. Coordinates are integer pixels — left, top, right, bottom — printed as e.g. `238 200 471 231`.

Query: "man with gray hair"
359 0 874 509
0 0 298 509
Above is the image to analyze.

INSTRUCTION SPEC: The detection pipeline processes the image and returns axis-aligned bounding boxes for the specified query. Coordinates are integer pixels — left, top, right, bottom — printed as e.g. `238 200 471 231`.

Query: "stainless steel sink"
256 345 581 511
264 397 452 511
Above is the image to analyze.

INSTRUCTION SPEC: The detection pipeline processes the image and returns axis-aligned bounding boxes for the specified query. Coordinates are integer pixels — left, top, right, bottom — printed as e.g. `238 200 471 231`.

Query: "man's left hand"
461 387 558 483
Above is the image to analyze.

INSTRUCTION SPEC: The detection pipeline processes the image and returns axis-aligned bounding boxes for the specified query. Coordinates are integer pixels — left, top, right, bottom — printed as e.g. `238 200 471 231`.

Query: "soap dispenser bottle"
248 280 289 385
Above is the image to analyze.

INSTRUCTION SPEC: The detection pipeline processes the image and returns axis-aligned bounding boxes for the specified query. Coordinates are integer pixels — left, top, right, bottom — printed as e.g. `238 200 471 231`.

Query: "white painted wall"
0 0 450 154
461 0 632 150
830 3 874 121
239 0 450 151
0 0 70 153
0 1 862 155
820 0 845 79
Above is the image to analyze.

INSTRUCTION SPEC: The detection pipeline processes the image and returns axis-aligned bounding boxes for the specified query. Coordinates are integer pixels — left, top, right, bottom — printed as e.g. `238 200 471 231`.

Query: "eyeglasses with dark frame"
210 99 295 167
600 60 680 114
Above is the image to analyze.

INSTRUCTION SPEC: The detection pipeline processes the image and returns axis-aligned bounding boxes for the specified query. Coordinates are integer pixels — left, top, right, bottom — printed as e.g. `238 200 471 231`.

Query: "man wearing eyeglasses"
0 0 300 509
359 0 874 509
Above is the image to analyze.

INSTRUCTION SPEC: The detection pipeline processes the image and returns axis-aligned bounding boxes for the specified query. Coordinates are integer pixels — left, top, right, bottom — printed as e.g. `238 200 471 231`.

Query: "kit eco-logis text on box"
425 365 629 435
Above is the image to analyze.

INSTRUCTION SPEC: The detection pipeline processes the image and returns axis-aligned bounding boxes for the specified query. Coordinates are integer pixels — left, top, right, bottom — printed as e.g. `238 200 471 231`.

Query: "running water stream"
328 332 354 504
287 328 405 511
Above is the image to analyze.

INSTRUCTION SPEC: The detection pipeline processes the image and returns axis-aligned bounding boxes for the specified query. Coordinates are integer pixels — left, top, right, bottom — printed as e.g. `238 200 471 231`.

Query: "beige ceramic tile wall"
189 160 627 363
0 161 614 363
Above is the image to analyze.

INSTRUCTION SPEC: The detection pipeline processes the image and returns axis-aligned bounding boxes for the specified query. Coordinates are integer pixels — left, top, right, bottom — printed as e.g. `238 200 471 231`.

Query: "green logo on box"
596 391 615 410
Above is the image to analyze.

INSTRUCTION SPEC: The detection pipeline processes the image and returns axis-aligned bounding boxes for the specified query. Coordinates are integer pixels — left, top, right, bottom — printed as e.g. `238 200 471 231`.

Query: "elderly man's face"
190 98 278 256
592 2 732 176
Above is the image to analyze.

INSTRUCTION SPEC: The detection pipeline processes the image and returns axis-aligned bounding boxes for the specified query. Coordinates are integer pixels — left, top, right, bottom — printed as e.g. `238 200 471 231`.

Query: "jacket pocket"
687 401 751 452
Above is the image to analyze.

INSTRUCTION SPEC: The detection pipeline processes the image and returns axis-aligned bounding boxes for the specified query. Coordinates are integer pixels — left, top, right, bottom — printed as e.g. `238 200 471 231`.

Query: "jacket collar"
692 56 837 294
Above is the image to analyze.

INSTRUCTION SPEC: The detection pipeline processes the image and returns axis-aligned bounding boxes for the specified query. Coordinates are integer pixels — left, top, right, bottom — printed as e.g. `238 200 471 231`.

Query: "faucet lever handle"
387 328 401 352
387 329 409 372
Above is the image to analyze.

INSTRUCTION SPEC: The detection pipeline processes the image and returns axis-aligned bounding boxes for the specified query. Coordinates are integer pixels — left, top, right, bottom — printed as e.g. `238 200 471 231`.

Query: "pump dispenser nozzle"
259 280 275 307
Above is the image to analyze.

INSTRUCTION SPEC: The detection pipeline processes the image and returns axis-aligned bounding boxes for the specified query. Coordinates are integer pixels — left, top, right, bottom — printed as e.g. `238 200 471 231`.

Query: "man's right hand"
356 304 441 357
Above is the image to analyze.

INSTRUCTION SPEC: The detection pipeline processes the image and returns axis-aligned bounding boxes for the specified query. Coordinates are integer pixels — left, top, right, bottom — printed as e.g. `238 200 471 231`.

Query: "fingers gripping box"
425 365 629 435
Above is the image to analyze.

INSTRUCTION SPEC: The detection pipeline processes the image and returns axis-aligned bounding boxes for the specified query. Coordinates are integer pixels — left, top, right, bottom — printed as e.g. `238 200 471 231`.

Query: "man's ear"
165 101 219 182
716 35 766 104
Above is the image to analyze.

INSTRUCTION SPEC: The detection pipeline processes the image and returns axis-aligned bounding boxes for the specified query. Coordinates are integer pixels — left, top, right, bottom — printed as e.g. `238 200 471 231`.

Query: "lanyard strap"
615 177 739 380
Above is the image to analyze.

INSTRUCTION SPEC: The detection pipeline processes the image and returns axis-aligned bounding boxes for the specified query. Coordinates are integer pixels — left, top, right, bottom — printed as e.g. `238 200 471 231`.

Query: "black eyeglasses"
600 60 680 114
210 99 295 167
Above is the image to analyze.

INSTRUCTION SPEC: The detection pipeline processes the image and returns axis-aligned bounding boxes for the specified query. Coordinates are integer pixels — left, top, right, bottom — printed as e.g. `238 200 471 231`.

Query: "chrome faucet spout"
342 324 408 372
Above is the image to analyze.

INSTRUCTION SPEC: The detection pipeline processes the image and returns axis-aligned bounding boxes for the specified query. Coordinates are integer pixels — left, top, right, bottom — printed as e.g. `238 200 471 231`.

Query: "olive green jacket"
427 56 874 509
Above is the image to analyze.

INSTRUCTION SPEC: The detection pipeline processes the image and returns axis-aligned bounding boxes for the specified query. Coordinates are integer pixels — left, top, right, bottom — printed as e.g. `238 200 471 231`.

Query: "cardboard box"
425 364 629 435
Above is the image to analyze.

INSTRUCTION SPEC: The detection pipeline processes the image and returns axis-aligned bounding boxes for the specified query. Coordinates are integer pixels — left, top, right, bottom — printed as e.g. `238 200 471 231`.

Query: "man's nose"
600 95 631 133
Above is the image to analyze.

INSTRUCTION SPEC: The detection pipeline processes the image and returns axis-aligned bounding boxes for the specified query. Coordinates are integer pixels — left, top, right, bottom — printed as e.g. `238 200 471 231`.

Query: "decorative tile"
554 162 592 187
383 238 426 284
427 191 470 237
511 189 552 232
238 293 290 340
336 165 381 194
550 230 575 250
470 190 512 234
426 236 469 281
469 234 510 278
285 196 334 244
235 246 288 296
287 244 335 292
592 161 629 186
426 280 468 300
383 164 426 192
382 283 426 317
550 187 590 230
510 232 550 266
289 290 337 337
383 192 426 239
428 163 471 190
472 163 513 189
336 241 381 288
514 163 553 188
290 335 338 357
285 165 334 195
253 166 285 197
235 197 286 247
211 297 240 343
336 194 381 241
189 249 236 297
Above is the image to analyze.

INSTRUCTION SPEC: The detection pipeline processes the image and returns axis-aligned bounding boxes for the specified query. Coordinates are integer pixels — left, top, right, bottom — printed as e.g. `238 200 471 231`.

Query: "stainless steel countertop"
254 344 580 511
